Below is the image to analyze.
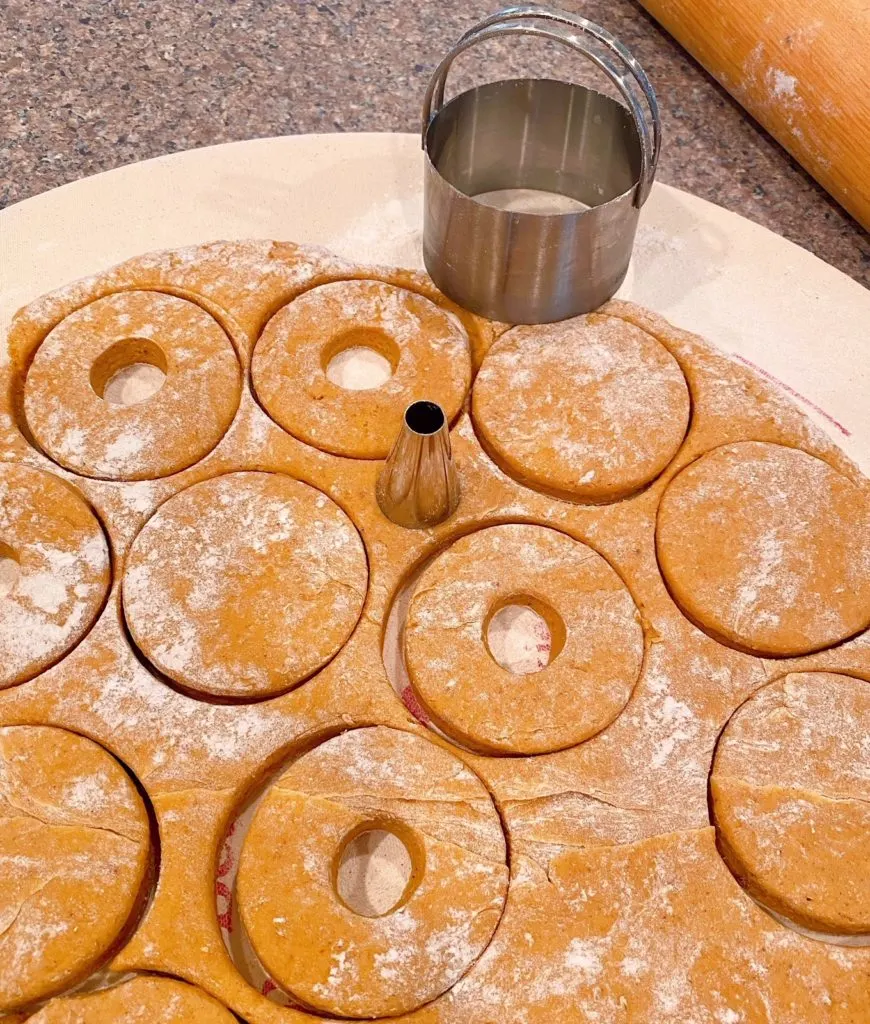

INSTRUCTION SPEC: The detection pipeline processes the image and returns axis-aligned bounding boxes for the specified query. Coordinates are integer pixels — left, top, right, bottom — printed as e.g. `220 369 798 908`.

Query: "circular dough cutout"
712 673 870 935
237 727 508 1017
0 464 110 690
0 727 151 1011
656 442 870 656
404 524 644 754
472 314 690 502
123 472 367 699
28 976 237 1023
24 291 241 480
252 279 471 458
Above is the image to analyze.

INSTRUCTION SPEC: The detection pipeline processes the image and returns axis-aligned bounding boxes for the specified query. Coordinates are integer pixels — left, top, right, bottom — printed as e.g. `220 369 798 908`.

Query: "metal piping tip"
376 401 460 529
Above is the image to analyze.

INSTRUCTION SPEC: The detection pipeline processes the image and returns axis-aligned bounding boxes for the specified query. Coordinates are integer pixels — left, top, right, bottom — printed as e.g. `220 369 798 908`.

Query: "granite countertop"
1 0 867 286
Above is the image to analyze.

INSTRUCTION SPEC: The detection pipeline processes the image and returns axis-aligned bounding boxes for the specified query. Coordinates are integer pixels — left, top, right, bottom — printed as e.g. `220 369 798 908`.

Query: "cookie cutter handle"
421 3 661 208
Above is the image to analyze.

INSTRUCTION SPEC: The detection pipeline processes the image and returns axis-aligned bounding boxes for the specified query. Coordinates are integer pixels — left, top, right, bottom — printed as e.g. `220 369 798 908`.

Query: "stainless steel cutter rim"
421 4 661 209
422 79 643 219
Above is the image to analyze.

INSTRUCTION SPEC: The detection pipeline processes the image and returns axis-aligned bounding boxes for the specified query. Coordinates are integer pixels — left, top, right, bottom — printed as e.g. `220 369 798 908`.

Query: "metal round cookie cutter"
422 4 661 323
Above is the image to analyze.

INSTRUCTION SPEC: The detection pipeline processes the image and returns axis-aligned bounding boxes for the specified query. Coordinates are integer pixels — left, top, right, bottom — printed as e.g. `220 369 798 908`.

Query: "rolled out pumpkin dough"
122 471 368 699
252 279 472 459
471 313 691 502
0 464 109 691
23 290 241 481
1 235 868 1023
27 975 238 1023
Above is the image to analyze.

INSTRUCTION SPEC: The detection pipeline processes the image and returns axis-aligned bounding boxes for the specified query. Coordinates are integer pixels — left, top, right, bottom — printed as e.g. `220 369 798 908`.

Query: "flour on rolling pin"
637 0 870 229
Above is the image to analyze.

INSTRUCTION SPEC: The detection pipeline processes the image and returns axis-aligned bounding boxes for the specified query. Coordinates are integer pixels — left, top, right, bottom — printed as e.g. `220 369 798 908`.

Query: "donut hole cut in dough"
251 279 471 459
0 542 20 599
334 824 420 918
90 337 168 407
23 290 241 481
236 726 507 1018
323 326 399 391
484 595 562 676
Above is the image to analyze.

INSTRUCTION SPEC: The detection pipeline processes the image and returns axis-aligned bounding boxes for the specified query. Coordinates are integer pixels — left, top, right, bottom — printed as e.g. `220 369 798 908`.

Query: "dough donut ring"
252 279 472 459
123 471 367 700
0 727 151 1011
656 441 870 656
404 524 645 755
24 290 241 480
0 464 110 690
472 314 690 503
236 727 508 1018
27 976 237 1023
711 672 870 935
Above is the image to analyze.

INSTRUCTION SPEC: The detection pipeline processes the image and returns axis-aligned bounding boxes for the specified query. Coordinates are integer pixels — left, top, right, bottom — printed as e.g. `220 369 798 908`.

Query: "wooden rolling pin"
638 0 870 230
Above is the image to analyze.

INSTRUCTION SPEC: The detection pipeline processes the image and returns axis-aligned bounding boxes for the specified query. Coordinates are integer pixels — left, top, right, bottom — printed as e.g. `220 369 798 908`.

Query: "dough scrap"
428 827 870 1024
27 975 237 1023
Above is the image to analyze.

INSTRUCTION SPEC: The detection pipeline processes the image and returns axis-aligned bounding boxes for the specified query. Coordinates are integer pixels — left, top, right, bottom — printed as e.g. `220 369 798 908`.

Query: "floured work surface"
0 239 868 1023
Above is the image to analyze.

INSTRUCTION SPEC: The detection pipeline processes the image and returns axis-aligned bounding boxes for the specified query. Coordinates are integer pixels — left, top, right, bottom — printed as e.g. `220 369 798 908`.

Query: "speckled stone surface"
1 0 867 285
